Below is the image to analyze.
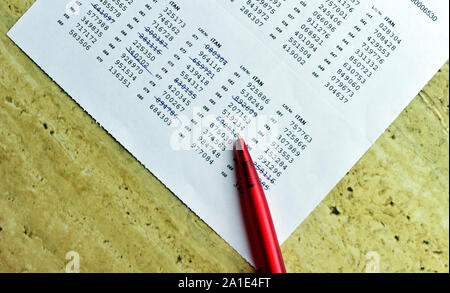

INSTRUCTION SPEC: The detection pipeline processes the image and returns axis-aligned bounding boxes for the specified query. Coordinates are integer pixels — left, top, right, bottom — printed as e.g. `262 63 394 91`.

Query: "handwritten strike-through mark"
232 96 257 115
253 162 274 187
189 57 213 76
204 44 228 64
173 79 197 98
144 27 168 49
138 33 162 55
153 96 181 123
126 48 153 76
216 117 238 138
90 3 115 23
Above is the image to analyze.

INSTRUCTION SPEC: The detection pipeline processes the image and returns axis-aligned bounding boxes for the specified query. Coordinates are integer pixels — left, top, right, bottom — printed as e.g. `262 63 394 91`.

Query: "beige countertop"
0 0 448 273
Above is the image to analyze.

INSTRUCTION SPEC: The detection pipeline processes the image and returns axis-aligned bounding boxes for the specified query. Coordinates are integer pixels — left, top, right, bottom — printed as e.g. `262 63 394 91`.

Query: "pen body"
234 138 286 273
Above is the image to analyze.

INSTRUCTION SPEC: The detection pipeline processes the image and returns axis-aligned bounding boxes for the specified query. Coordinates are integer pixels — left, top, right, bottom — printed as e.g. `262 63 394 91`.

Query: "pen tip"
235 136 245 151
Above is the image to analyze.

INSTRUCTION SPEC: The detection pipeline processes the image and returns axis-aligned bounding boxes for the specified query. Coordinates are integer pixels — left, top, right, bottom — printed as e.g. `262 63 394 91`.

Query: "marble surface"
0 1 448 273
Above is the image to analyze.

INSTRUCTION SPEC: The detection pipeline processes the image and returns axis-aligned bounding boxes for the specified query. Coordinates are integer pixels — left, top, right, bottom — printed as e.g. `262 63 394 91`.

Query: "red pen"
233 137 286 273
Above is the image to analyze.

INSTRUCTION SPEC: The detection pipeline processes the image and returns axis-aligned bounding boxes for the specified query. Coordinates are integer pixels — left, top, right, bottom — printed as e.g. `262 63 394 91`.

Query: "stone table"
0 0 448 272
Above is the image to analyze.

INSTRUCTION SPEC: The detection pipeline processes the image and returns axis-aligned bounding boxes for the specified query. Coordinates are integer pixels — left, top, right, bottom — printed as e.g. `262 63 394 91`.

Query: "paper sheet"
7 0 449 264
